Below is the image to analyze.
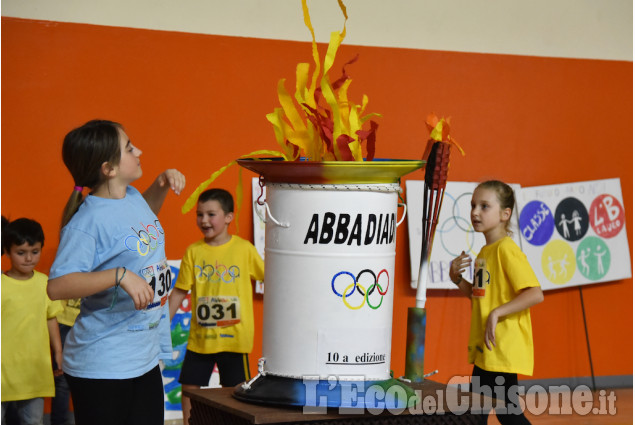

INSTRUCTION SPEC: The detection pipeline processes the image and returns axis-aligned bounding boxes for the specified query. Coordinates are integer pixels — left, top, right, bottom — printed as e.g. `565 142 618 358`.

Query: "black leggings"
65 365 164 425
471 365 531 425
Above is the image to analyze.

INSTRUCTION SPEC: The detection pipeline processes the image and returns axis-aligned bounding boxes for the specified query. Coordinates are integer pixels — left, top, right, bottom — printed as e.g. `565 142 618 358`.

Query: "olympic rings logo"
331 269 390 310
195 262 240 284
124 220 165 256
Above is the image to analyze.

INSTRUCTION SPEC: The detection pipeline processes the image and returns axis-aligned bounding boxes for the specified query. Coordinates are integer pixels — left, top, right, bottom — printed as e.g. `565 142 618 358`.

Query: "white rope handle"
257 201 290 228
396 203 407 227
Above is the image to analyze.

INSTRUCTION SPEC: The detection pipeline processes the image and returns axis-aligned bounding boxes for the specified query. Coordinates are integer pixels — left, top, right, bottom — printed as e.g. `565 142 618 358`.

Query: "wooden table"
186 380 490 425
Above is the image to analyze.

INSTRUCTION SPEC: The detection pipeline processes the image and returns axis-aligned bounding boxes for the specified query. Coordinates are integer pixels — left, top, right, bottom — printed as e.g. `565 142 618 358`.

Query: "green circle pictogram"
576 236 610 281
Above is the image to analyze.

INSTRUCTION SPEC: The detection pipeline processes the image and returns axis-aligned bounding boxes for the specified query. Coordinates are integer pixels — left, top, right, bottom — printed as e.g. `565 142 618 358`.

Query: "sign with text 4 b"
516 178 631 291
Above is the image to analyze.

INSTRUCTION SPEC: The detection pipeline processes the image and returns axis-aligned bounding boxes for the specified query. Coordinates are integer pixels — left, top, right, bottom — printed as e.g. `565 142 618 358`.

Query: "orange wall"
2 17 632 384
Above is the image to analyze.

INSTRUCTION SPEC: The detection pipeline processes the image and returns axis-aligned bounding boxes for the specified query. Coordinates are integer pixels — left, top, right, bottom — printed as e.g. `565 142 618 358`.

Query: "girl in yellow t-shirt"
449 180 544 425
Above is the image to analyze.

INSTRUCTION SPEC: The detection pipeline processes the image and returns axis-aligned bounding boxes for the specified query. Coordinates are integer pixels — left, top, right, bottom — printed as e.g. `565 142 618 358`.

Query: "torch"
404 115 460 382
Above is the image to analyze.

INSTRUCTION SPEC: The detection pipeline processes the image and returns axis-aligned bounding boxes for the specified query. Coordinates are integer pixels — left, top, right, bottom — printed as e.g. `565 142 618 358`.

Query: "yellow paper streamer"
430 119 447 142
235 167 243 233
181 149 286 214
301 0 321 109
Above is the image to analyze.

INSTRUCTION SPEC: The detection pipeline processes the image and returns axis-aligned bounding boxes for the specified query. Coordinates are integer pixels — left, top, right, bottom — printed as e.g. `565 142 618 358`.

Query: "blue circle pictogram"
519 201 554 246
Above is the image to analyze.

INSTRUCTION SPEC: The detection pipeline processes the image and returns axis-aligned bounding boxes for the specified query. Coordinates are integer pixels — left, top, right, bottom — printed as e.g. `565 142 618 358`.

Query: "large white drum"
235 159 424 407
262 182 402 380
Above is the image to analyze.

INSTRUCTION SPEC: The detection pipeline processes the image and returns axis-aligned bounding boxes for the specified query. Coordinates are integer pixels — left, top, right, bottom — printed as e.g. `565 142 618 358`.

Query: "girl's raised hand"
157 169 186 195
449 251 471 283
119 271 155 310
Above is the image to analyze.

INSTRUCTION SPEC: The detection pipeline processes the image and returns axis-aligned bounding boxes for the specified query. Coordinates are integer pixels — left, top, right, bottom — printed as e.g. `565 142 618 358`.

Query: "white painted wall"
1 0 632 61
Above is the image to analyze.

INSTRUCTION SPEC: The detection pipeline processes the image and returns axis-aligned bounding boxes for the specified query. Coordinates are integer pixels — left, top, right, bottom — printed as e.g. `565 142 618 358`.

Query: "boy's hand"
119 272 155 310
449 251 471 283
53 350 64 376
157 169 186 195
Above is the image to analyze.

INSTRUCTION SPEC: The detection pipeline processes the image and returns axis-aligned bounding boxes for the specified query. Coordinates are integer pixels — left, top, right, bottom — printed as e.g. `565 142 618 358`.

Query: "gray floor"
43 414 74 425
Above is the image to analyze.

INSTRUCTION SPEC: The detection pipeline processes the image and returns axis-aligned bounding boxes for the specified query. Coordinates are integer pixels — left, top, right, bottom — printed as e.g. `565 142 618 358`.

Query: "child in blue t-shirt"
48 119 186 425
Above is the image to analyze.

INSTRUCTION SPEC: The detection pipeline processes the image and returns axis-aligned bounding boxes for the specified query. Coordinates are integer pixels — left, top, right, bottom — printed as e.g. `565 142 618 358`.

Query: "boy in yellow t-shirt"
169 189 264 425
1 217 63 424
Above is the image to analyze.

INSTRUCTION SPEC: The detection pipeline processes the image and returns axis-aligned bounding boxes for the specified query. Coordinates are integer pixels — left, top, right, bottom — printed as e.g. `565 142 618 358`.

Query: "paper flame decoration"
421 113 464 162
182 2 467 218
181 0 381 215
267 0 380 162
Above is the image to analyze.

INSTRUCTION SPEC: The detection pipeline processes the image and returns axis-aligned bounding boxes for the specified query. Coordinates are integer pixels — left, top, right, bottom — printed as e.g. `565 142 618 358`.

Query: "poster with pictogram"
516 178 631 290
407 179 631 291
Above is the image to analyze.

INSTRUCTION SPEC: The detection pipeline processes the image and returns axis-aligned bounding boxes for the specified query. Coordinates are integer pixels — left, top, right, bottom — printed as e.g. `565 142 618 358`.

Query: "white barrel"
261 182 402 381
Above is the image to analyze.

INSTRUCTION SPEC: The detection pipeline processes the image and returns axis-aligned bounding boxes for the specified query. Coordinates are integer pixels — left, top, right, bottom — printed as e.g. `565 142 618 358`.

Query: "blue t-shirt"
50 186 173 379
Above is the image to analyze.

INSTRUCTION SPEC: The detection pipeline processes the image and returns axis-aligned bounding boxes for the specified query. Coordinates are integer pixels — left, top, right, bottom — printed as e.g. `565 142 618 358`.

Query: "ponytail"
60 189 84 229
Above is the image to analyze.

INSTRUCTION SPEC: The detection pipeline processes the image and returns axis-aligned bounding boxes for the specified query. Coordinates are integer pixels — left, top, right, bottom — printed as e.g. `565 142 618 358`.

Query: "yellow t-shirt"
175 236 264 354
468 237 540 376
56 298 81 327
1 271 63 401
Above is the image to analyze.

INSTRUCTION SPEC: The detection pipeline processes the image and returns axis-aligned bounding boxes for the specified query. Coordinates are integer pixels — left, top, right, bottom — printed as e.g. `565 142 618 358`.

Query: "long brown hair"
60 120 123 228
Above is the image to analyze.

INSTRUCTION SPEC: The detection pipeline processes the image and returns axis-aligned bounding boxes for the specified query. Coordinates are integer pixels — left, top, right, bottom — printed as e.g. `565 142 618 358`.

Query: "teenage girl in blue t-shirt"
48 119 185 425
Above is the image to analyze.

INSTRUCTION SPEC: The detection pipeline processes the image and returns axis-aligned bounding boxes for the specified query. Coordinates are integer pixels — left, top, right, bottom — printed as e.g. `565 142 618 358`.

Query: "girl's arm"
48 269 155 310
454 277 473 298
484 285 544 350
143 169 186 215
168 287 188 320
47 317 63 376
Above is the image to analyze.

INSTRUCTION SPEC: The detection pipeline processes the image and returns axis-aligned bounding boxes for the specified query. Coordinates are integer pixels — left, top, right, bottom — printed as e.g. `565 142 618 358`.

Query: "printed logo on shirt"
66 298 81 309
195 260 240 284
124 220 165 256
472 258 490 298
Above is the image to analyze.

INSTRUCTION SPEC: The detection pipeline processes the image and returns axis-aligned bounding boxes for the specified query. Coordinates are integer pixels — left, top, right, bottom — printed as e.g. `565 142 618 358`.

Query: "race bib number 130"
196 296 241 328
141 258 172 311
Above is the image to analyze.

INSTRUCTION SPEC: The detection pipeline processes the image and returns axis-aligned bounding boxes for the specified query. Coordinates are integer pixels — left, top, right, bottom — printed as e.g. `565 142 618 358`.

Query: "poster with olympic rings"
515 178 631 291
406 181 523 290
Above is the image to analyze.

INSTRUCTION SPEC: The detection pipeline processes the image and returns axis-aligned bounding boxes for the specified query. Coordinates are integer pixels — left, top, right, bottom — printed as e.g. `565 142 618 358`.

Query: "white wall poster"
406 181 522 290
516 178 631 290
406 178 631 292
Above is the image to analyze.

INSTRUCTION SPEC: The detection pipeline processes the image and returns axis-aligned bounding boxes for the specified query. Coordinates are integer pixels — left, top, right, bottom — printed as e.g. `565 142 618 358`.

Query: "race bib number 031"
141 258 172 311
196 296 241 328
